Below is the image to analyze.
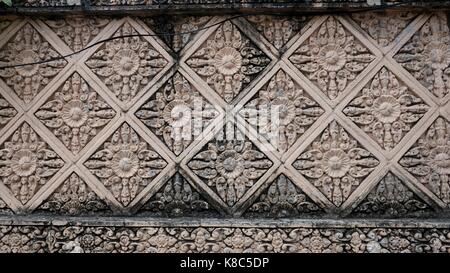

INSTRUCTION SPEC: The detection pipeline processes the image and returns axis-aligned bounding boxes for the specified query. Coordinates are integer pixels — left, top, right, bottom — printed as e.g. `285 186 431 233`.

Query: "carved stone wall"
0 10 449 253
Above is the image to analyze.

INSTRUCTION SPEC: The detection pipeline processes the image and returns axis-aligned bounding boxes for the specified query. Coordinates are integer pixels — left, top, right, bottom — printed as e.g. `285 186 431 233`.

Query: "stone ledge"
1 216 450 228
2 1 450 15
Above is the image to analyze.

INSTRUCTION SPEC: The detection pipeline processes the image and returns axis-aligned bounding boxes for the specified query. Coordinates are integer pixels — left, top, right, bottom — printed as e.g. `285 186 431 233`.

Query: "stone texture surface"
0 11 449 253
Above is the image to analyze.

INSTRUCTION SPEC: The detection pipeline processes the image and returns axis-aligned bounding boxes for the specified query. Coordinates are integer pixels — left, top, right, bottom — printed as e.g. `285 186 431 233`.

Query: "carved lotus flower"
394 13 450 100
45 17 110 51
38 173 109 216
188 125 273 206
35 73 116 154
240 70 324 153
84 123 167 206
0 123 65 205
289 16 375 101
186 20 271 102
343 68 430 151
246 15 309 50
0 24 67 104
86 22 169 104
136 72 218 156
293 121 379 206
400 117 450 205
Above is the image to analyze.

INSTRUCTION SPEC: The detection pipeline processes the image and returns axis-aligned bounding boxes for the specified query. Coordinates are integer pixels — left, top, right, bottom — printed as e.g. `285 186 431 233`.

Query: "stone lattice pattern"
0 12 449 253
289 16 376 101
399 117 450 206
0 123 65 205
85 21 169 104
293 121 380 207
35 72 116 155
186 20 271 103
188 123 273 207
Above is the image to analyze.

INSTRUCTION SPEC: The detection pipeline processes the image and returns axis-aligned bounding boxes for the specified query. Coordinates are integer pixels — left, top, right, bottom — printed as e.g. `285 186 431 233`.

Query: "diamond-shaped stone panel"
246 15 310 50
343 67 430 151
84 122 168 207
0 23 67 104
350 172 433 218
292 120 380 207
394 13 450 101
289 16 376 101
239 69 325 154
85 21 170 104
399 116 450 207
351 11 418 47
0 197 13 214
142 16 211 52
36 172 112 216
243 174 324 218
135 72 219 156
138 172 219 217
0 122 65 205
187 122 273 207
185 20 271 103
0 95 18 132
35 72 116 155
44 17 110 52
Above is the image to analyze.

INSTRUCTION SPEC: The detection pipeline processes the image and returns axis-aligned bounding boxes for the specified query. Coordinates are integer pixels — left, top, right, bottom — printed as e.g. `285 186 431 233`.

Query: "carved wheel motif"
186 20 271 103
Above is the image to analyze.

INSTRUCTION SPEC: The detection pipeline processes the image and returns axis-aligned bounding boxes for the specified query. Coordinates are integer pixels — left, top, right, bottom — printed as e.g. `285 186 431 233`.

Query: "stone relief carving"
399 116 450 206
293 120 380 207
244 174 322 218
394 13 450 100
0 123 65 205
139 172 218 217
0 12 449 253
186 20 271 103
240 69 324 153
1 225 450 253
0 20 11 34
135 72 219 156
187 123 273 207
36 173 111 216
351 172 433 217
44 17 110 52
246 15 310 50
0 198 12 214
85 22 169 104
0 23 67 104
0 95 17 132
343 67 430 151
143 16 211 52
351 11 418 47
289 16 376 101
84 123 167 207
35 73 116 155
